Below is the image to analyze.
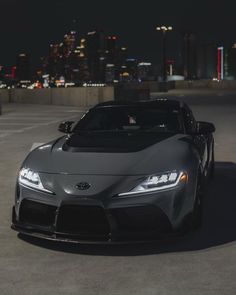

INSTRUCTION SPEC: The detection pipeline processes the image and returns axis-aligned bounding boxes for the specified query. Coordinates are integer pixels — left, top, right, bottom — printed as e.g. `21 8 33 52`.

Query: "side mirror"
197 121 215 134
58 121 75 134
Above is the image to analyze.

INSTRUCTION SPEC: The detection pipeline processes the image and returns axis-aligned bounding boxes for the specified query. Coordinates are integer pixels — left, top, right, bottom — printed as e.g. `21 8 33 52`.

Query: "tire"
209 145 215 180
191 187 203 229
181 177 203 232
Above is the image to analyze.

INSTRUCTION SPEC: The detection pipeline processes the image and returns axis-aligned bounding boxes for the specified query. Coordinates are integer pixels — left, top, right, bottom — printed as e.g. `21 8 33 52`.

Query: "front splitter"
11 223 180 245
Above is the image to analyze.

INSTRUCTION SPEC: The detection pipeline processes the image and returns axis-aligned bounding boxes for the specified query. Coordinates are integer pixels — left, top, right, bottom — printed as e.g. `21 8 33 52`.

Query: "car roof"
94 99 182 110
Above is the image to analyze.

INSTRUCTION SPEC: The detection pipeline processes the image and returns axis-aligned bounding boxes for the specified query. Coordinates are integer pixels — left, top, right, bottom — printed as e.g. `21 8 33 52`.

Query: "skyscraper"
225 45 236 79
86 30 106 82
16 53 31 81
197 43 217 79
105 64 116 83
76 38 90 83
183 32 197 80
64 31 77 57
205 44 217 79
138 62 153 81
106 36 117 64
119 58 138 82
47 43 64 78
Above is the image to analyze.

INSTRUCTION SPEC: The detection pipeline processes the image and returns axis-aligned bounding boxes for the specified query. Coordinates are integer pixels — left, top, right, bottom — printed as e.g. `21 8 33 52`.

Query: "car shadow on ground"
19 162 236 256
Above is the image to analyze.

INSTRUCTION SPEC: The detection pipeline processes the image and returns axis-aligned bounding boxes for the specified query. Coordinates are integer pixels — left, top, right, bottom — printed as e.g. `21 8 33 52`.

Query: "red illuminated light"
217 48 221 81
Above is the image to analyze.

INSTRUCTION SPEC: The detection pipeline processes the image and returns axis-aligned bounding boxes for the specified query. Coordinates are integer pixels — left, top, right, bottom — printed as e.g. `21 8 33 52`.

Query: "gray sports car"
12 99 215 243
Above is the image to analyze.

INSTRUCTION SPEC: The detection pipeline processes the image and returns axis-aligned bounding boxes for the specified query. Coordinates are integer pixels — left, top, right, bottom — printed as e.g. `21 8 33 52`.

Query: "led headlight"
19 168 53 194
118 171 187 197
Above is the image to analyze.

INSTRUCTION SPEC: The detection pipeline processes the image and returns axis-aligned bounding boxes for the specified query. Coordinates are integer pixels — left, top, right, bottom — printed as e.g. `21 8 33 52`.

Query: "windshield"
73 106 183 134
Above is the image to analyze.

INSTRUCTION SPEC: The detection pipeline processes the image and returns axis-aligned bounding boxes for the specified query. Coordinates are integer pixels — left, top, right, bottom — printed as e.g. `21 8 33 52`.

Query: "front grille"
111 206 172 233
56 205 110 235
19 199 57 227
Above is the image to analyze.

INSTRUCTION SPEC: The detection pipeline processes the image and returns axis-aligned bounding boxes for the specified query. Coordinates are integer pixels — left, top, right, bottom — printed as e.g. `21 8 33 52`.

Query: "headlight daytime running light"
118 171 187 197
19 168 53 194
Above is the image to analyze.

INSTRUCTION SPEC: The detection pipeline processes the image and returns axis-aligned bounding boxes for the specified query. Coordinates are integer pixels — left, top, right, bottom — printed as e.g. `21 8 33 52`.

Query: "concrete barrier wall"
114 83 150 101
52 88 87 107
0 89 10 103
142 82 159 92
0 87 114 106
51 87 114 107
175 80 236 90
10 89 52 104
100 87 114 102
1 81 236 106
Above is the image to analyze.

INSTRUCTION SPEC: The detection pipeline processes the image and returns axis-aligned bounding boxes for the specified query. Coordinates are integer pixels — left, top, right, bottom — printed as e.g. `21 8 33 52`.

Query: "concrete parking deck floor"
0 93 236 295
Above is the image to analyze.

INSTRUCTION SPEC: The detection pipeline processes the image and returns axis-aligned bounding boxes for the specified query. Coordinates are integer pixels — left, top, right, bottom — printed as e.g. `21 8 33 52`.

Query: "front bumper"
12 178 192 243
12 200 174 243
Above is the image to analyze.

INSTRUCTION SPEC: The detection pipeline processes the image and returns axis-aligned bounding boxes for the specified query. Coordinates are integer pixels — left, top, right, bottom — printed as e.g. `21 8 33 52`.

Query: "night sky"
1 0 236 68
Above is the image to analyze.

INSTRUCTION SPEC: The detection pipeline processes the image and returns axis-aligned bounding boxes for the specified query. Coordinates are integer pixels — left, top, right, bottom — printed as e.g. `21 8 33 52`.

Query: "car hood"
23 133 192 176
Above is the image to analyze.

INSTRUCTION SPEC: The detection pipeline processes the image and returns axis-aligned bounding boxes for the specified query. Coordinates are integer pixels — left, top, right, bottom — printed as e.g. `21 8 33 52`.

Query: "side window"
182 106 197 134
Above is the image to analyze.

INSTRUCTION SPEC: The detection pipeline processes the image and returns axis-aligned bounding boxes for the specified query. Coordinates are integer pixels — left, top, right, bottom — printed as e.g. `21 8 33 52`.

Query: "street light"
156 26 173 84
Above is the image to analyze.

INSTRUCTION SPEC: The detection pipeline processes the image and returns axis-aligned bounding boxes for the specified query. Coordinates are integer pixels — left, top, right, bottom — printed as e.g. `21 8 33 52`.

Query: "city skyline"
2 26 236 87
